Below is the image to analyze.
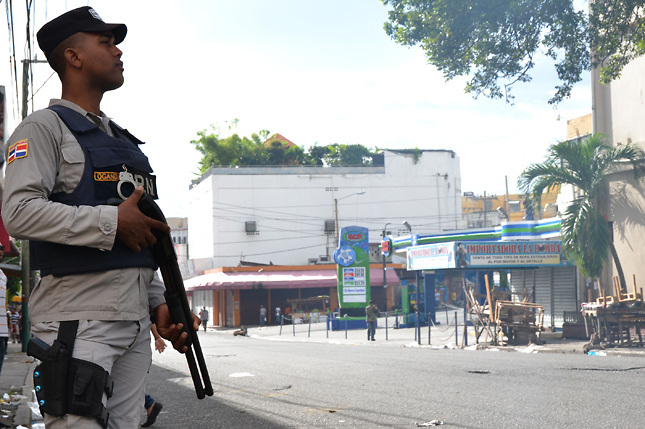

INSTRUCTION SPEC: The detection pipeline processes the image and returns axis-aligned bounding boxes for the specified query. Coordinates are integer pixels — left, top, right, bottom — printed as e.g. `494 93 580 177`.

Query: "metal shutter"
551 266 578 328
532 268 553 329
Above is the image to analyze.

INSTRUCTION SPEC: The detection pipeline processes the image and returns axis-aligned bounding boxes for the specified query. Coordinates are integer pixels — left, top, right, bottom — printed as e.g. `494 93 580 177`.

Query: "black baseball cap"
37 6 127 57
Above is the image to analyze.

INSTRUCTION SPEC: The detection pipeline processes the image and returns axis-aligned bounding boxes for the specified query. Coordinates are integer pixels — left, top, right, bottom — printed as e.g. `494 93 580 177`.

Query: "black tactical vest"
30 105 158 276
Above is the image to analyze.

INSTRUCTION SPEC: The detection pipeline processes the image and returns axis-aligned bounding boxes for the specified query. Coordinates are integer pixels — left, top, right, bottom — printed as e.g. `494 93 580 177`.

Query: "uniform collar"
49 99 113 133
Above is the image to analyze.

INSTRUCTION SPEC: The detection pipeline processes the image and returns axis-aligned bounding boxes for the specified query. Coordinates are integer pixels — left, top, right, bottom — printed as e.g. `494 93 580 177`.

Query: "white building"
167 217 189 276
186 149 462 274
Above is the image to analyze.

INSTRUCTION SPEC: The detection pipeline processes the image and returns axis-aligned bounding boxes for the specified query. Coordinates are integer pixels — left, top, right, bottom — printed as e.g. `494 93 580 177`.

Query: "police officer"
3 6 198 428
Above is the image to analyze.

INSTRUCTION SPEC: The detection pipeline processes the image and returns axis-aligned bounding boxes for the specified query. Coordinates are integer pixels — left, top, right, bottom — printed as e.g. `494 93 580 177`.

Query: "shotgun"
110 194 214 399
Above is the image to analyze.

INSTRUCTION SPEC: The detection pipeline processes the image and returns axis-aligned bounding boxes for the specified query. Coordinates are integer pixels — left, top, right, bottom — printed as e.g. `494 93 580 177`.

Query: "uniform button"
104 224 111 232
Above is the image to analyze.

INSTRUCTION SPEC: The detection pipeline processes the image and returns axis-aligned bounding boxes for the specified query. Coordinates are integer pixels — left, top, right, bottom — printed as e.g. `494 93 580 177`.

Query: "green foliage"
518 134 645 285
2 241 22 300
589 1 645 84
6 276 20 302
411 148 422 164
192 123 380 172
191 127 274 174
382 0 645 104
314 144 377 166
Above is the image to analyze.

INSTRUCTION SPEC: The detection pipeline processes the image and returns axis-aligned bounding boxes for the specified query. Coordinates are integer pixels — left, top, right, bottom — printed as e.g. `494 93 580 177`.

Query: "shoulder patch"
7 139 29 164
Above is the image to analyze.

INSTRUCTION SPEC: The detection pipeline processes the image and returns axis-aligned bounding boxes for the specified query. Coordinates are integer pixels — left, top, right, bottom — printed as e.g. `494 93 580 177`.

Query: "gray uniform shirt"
2 99 165 323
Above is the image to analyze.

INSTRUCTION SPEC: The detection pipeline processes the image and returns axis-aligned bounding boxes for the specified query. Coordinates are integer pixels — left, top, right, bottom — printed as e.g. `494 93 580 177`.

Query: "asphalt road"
143 331 645 428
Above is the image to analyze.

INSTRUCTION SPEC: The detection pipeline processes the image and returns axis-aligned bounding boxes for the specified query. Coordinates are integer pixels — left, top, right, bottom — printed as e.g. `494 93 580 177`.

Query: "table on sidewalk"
582 306 645 347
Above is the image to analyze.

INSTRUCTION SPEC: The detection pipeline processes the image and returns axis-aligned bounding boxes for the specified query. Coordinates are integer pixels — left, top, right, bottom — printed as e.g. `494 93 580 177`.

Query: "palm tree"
518 134 645 293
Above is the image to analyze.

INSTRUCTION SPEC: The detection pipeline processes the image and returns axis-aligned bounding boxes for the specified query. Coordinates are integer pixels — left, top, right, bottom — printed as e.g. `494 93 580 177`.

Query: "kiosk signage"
334 226 370 308
408 240 571 270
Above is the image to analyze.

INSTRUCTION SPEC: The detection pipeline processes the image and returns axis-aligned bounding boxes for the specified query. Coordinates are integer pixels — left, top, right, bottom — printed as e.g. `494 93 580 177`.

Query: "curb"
15 360 38 428
237 325 645 358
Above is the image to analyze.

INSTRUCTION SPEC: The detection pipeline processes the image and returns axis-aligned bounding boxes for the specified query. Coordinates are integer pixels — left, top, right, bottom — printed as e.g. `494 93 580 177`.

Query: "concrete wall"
187 149 462 271
566 114 592 141
592 56 645 293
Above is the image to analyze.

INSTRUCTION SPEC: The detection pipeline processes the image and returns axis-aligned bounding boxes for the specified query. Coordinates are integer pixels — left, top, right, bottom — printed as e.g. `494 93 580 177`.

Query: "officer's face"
77 31 124 91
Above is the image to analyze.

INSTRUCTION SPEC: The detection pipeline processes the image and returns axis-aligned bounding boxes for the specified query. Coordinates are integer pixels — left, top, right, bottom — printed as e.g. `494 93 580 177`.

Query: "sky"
1 0 592 218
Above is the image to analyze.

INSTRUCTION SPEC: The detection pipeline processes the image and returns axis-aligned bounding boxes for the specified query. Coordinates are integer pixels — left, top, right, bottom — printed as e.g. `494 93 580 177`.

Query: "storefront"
184 264 401 327
392 219 580 330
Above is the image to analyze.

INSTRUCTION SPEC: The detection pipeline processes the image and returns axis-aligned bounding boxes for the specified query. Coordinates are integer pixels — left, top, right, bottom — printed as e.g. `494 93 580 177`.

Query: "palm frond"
561 199 609 279
518 133 642 281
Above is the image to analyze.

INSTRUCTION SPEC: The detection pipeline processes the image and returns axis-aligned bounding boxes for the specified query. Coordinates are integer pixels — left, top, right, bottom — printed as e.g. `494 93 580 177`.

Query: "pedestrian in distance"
366 300 380 341
274 306 281 325
199 306 209 332
142 325 165 427
5 310 10 347
141 395 162 428
0 262 8 374
259 305 267 327
2 6 199 428
9 308 19 343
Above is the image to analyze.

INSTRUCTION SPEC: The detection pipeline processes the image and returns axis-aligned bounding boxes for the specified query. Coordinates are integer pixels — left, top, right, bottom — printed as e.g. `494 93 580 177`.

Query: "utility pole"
435 174 442 232
333 191 366 245
22 59 49 119
472 192 497 228
483 191 487 227
19 58 48 351
505 175 510 217
334 198 339 246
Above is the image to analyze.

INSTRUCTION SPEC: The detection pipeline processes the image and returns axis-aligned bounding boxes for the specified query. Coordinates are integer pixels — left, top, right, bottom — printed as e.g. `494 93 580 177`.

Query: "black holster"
28 321 113 428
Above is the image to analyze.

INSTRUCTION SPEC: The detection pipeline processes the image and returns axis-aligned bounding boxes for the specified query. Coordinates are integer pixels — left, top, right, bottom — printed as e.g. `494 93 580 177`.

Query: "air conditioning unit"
308 258 318 265
319 255 330 263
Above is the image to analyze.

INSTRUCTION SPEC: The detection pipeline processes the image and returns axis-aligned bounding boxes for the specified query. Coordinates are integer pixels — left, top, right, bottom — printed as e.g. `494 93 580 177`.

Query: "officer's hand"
153 303 200 353
116 186 170 252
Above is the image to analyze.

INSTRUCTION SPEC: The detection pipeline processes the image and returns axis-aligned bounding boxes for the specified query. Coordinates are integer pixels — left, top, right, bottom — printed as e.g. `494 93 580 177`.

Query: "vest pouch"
67 358 113 429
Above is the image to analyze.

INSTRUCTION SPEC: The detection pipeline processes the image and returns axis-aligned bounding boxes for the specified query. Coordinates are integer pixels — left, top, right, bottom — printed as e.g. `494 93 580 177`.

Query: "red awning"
184 268 400 291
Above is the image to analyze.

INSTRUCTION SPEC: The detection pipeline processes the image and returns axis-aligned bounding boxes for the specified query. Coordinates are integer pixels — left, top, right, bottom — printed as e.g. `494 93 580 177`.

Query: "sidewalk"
221 318 645 358
0 342 38 429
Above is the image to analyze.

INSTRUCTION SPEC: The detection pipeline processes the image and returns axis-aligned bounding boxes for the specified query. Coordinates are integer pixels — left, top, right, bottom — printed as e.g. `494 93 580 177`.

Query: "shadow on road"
144 363 287 428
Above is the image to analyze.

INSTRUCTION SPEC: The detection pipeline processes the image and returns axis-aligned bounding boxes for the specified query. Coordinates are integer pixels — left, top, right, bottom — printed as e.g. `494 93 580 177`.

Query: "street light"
382 222 391 287
402 220 421 341
334 190 366 244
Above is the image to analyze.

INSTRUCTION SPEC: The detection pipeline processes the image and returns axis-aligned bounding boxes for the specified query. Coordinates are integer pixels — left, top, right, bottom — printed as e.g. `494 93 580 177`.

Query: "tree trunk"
608 240 627 293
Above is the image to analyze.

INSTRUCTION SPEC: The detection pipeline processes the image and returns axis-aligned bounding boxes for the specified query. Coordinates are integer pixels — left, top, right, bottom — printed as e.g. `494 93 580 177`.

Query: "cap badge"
88 8 104 22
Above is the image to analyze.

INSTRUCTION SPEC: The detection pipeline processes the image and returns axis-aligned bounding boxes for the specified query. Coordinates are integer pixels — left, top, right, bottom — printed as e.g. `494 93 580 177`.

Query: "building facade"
592 56 645 295
187 149 462 273
184 148 462 327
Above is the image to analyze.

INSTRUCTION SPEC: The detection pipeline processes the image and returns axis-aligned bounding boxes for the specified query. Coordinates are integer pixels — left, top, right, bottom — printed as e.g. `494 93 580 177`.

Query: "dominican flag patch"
7 139 28 164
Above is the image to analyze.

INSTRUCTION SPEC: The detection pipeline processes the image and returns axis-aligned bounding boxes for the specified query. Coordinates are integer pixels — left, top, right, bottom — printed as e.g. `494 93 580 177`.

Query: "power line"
213 242 327 258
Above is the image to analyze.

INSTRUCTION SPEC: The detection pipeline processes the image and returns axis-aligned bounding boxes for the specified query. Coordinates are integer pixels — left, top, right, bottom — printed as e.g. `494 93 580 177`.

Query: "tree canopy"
382 0 645 104
518 134 645 290
191 126 381 174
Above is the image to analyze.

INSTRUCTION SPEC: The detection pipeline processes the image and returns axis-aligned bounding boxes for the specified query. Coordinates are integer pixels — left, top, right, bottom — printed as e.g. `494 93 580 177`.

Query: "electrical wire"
213 241 327 258
29 70 56 99
7 0 21 118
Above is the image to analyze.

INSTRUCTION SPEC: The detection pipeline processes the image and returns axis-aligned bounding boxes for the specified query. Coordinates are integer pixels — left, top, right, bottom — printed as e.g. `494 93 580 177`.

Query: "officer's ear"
64 46 82 71
61 32 90 73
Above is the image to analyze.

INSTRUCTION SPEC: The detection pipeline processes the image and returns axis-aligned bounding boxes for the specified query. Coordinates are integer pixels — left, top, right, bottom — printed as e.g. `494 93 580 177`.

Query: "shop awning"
184 267 400 291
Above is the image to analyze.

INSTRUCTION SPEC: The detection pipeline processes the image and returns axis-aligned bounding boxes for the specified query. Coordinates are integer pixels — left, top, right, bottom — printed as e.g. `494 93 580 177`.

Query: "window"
508 201 521 213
